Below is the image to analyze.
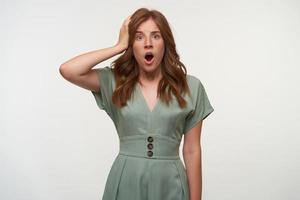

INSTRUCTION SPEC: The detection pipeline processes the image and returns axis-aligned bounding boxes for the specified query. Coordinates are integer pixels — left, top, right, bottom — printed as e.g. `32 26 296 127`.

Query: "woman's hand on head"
116 15 131 52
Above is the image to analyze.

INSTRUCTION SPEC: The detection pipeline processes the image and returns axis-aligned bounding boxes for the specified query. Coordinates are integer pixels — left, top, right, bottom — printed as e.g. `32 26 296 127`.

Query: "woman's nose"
144 37 153 48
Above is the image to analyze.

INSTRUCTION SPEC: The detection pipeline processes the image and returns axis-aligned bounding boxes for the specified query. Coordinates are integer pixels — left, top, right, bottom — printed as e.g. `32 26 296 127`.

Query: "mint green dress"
91 66 214 200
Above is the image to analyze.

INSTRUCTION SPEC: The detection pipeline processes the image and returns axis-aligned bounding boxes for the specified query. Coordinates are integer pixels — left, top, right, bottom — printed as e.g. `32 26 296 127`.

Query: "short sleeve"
91 66 115 117
183 79 214 134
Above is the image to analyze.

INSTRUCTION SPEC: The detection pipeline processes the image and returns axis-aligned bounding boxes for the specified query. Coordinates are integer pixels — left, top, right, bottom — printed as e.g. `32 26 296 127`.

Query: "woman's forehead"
136 18 160 32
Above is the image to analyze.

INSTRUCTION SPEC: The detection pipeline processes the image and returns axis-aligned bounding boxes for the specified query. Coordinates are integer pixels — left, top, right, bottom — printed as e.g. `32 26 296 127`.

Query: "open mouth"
144 52 154 62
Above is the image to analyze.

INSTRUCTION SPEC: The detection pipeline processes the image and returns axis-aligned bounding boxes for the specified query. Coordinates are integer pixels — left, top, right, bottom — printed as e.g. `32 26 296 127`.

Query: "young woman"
60 7 214 200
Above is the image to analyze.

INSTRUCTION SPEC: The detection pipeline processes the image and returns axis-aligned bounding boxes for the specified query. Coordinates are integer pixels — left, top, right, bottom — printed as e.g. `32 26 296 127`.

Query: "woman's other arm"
183 120 203 200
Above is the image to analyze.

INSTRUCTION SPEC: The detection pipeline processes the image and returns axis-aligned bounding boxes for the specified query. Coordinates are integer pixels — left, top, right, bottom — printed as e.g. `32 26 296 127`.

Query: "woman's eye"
135 34 160 40
136 35 142 40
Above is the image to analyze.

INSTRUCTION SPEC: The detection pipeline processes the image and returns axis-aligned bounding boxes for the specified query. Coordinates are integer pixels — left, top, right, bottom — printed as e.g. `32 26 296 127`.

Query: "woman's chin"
141 63 161 73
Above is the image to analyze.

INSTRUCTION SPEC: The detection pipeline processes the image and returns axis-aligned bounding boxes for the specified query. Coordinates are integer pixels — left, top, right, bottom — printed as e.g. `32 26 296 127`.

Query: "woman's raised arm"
59 15 131 92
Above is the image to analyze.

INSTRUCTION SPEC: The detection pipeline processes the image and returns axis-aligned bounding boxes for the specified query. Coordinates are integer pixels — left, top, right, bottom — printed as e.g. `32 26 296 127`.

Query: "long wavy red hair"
111 8 191 109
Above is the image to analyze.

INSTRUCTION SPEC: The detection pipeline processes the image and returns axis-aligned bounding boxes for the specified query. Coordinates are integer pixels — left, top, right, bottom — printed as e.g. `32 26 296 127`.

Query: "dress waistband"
118 134 180 160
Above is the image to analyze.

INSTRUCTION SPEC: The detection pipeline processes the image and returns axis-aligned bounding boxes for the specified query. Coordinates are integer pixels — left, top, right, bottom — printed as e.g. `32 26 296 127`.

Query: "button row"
147 136 154 157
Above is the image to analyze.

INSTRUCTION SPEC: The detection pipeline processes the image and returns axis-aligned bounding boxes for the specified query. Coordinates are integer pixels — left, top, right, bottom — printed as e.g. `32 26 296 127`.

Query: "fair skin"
59 15 203 200
183 121 203 200
59 15 131 91
132 17 165 111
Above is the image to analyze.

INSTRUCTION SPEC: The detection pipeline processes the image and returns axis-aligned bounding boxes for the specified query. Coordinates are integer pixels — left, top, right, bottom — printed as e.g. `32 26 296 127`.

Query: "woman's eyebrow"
135 30 161 34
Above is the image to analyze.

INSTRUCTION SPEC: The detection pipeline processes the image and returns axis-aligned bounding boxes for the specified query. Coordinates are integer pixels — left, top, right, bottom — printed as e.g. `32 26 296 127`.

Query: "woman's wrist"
114 43 127 53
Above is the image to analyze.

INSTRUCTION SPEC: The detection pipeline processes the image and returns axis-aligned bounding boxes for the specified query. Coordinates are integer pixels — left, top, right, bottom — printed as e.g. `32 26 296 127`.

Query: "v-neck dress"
91 66 214 200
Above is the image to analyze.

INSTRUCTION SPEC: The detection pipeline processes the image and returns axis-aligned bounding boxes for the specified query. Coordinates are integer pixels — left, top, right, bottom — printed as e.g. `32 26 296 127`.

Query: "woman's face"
132 18 165 74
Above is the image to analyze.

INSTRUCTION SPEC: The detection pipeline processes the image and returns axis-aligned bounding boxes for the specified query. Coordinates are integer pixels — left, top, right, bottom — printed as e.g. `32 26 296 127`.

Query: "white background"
1 0 299 199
